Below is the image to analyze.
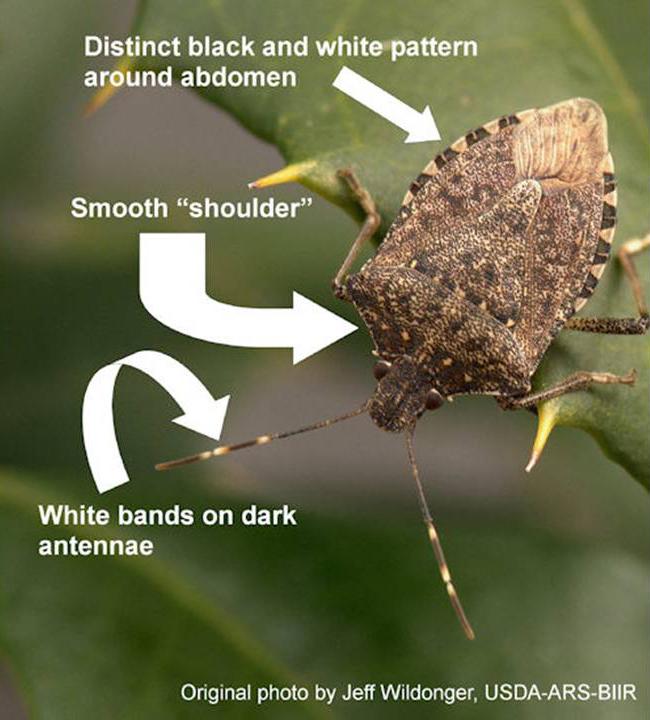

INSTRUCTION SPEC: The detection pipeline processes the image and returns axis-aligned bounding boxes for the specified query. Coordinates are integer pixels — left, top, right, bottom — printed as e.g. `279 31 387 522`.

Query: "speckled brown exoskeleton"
158 98 649 640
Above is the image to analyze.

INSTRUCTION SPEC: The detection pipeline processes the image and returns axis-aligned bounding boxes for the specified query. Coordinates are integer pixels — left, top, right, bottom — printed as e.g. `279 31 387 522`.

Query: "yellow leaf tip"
526 404 557 473
83 59 133 117
525 449 540 473
248 161 315 190
84 85 118 117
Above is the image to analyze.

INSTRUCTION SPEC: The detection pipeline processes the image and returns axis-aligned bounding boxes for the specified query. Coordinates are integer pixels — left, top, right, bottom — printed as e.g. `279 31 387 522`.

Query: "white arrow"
139 233 357 364
82 350 230 493
332 66 440 143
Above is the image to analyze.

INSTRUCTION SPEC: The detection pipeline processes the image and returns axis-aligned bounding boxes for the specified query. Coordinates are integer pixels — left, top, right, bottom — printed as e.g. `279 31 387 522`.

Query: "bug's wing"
512 179 609 368
374 112 524 267
407 179 542 327
505 100 615 369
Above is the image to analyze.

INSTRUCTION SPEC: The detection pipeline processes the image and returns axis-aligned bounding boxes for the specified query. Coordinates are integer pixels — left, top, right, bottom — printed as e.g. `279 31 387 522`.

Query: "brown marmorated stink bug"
158 98 649 639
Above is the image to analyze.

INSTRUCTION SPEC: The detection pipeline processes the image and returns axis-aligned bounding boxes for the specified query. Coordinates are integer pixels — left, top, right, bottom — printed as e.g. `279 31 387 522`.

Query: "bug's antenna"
405 429 475 640
156 402 369 471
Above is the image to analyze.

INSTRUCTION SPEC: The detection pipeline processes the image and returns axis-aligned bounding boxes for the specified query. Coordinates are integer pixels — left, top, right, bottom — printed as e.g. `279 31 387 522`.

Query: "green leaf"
128 0 650 486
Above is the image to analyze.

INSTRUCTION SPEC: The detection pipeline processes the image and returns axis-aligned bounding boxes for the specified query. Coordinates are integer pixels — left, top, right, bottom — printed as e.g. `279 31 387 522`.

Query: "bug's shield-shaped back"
349 98 614 395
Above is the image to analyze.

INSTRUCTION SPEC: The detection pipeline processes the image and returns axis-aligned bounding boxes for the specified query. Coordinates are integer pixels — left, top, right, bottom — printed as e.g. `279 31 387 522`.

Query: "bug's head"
369 356 445 432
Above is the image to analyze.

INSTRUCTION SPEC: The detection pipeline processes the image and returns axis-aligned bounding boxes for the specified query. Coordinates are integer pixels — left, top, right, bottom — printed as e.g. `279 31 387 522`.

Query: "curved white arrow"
332 66 440 143
82 350 229 493
139 233 357 364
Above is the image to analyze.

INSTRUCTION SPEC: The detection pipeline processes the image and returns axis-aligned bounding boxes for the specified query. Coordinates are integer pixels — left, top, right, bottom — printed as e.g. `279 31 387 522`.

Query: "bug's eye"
373 360 392 380
425 388 445 411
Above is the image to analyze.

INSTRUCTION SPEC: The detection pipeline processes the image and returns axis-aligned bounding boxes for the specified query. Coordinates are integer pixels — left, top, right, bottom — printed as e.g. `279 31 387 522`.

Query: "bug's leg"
563 317 649 334
332 168 381 300
619 233 650 316
565 233 650 334
503 369 637 410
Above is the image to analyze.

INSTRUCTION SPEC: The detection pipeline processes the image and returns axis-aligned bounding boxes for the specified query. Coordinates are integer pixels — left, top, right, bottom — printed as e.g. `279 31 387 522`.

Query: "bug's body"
159 98 649 640
340 98 618 432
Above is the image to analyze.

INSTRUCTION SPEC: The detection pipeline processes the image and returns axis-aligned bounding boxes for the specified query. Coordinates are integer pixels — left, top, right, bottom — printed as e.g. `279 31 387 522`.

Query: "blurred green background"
1 1 648 719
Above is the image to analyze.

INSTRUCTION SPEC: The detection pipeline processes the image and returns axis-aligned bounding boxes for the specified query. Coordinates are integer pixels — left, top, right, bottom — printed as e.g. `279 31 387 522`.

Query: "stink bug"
158 98 649 639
